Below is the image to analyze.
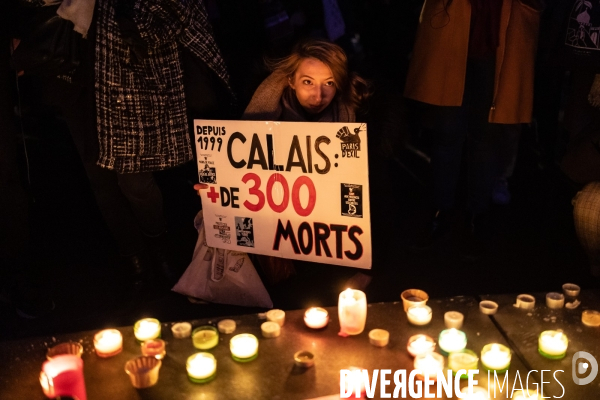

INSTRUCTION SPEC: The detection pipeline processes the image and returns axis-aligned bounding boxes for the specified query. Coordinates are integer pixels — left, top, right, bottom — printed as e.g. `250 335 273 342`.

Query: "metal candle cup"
401 289 429 312
546 292 565 309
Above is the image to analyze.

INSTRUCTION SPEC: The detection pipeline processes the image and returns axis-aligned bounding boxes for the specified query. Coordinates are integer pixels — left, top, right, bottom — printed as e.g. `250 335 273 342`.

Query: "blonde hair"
267 39 370 112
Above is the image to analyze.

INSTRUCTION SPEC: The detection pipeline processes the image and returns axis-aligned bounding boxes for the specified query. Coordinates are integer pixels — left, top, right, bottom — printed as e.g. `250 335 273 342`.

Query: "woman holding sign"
194 39 372 289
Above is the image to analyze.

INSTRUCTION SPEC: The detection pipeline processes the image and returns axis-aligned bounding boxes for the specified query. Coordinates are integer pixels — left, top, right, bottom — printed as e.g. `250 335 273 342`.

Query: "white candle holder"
230 334 258 362
438 328 467 355
261 321 281 338
266 309 285 326
368 329 389 347
481 343 511 373
217 319 236 334
546 292 564 309
407 334 436 358
93 329 123 358
187 352 216 383
338 288 367 335
538 330 568 360
304 307 329 329
562 283 580 298
515 294 535 310
134 318 161 342
400 289 429 312
407 305 432 326
479 300 498 315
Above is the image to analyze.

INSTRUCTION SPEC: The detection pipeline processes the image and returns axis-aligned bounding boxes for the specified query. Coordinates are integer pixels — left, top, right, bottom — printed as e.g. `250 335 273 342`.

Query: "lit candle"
481 343 511 372
134 318 161 342
192 326 219 350
338 288 367 335
141 339 166 359
94 329 123 358
171 322 192 338
538 330 568 359
512 389 540 400
40 354 87 400
438 328 467 355
261 321 281 338
368 329 389 347
407 334 436 357
444 311 464 329
266 309 286 326
460 386 490 399
407 305 432 326
448 349 478 378
187 352 216 383
230 334 258 362
304 307 329 329
414 352 444 381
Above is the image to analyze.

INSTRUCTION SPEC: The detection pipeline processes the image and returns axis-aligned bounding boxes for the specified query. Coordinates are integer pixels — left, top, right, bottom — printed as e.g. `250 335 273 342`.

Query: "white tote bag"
172 211 273 308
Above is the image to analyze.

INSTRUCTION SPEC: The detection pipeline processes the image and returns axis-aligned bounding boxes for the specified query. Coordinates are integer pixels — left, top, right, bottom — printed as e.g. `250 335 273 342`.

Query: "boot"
144 232 181 286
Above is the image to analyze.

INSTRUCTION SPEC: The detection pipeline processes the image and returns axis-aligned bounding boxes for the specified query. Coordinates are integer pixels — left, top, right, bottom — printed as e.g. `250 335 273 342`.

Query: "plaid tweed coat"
95 0 230 173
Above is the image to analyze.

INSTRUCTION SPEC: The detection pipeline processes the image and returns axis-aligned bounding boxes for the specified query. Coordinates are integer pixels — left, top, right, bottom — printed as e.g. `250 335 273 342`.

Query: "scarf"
57 0 96 37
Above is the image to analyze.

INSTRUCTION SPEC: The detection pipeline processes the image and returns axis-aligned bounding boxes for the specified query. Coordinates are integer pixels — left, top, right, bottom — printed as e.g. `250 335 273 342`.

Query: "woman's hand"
193 183 208 197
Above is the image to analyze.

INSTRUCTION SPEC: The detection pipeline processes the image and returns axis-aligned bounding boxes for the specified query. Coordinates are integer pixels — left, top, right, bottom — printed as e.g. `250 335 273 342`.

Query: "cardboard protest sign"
194 120 371 269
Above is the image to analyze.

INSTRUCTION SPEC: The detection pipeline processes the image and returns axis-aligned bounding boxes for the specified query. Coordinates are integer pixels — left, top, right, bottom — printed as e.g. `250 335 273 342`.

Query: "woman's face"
289 58 337 114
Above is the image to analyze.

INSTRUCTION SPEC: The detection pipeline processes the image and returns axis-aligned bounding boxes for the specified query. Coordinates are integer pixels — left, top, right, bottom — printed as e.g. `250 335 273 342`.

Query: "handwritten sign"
194 120 372 269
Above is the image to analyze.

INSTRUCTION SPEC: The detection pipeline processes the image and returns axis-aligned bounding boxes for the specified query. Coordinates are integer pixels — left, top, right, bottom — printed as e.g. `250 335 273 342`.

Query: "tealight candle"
444 311 464 329
187 352 216 383
141 339 166 359
134 318 161 342
94 329 123 358
538 330 568 359
368 329 389 347
217 319 236 334
512 389 540 400
338 288 367 335
407 305 432 326
481 343 511 372
230 334 258 362
304 307 329 329
438 328 467 355
266 309 285 326
192 326 219 350
40 355 87 400
294 350 315 368
414 352 444 381
460 386 490 399
171 322 192 338
407 334 436 357
448 349 478 378
261 321 281 338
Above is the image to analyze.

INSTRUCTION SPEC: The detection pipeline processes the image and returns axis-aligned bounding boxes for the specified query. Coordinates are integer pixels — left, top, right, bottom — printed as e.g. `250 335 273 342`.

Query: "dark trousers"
56 80 166 257
429 58 500 215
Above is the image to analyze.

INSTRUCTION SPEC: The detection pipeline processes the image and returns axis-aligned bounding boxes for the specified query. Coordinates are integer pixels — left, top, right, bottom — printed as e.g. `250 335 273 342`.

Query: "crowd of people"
2 0 600 319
